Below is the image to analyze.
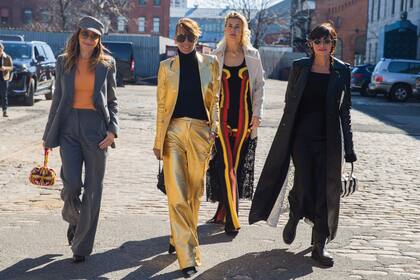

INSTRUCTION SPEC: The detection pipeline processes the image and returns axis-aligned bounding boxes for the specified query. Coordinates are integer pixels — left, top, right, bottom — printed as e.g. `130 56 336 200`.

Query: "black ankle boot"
311 237 334 267
282 213 299 245
181 266 197 278
168 244 175 254
72 254 85 263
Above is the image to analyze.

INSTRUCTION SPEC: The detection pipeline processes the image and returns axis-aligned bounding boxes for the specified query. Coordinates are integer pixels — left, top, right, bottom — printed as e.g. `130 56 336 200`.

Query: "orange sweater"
73 58 95 109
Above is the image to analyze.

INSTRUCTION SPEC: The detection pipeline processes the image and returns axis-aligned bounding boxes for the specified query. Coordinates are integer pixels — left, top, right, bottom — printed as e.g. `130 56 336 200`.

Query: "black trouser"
0 80 8 112
289 136 329 240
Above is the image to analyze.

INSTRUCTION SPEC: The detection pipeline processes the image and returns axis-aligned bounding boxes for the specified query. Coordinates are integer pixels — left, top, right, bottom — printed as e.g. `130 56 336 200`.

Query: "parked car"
415 73 420 97
102 41 135 86
0 34 24 41
3 41 56 106
369 58 420 102
351 64 375 96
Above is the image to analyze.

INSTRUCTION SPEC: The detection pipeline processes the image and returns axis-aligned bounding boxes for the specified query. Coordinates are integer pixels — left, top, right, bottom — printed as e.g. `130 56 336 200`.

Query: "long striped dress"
206 59 257 233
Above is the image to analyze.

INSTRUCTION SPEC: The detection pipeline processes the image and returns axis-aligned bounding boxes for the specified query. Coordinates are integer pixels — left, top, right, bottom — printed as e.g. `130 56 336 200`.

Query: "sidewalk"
0 81 419 279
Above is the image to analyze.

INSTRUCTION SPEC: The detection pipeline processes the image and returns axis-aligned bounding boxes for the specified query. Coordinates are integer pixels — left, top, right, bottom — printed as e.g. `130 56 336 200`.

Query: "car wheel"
390 84 410 102
24 79 35 106
45 76 54 100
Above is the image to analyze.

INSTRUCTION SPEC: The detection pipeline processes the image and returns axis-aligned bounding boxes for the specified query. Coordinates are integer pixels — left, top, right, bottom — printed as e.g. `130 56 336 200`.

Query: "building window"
23 8 33 24
153 0 161 5
377 0 381 20
0 8 10 25
370 0 375 22
391 0 395 14
400 0 404 11
368 43 371 63
409 0 413 8
153 17 160 33
39 9 51 23
138 17 145 32
138 0 146 5
117 16 126 32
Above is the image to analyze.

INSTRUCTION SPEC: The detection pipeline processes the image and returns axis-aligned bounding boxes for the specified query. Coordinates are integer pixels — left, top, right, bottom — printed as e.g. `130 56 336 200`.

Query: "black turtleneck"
172 49 208 121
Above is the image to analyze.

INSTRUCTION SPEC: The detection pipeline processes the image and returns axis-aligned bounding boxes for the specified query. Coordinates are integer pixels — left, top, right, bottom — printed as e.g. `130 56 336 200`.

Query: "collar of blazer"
167 51 209 100
64 60 109 105
212 41 260 93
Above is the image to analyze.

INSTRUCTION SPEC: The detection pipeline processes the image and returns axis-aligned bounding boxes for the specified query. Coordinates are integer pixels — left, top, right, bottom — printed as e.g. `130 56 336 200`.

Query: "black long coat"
249 57 356 241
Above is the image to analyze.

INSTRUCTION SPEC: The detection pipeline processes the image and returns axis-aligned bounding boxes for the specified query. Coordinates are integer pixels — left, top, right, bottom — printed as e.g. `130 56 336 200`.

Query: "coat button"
281 122 286 127
292 95 297 98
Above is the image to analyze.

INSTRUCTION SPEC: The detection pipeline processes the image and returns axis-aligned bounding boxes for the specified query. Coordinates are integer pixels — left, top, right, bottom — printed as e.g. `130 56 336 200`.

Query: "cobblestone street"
0 80 419 279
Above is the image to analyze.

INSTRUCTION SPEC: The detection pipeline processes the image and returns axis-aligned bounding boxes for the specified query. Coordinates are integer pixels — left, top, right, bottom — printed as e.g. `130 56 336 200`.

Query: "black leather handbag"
341 162 357 198
157 161 166 194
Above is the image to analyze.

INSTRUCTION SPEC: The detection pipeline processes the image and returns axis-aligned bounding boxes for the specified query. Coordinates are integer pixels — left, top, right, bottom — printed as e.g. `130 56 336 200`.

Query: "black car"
0 34 24 41
3 41 56 106
103 41 135 86
351 64 375 96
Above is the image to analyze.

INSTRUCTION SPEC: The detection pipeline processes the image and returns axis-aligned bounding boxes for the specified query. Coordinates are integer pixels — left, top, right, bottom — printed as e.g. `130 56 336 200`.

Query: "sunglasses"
312 38 334 45
80 30 100 40
176 34 197 43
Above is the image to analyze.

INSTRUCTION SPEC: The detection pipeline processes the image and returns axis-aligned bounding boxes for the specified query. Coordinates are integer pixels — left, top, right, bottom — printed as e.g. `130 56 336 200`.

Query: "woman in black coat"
248 23 357 267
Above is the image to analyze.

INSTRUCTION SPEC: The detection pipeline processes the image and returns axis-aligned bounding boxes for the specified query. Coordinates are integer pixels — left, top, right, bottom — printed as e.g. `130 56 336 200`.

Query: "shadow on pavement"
351 94 420 140
0 224 236 280
196 247 316 280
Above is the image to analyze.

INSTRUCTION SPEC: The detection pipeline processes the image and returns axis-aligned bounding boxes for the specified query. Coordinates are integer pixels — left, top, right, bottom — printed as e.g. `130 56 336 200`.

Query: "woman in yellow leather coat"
153 18 220 278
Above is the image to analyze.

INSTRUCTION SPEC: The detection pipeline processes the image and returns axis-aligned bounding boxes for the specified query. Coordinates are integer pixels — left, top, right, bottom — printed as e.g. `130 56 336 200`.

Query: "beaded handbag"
29 149 56 187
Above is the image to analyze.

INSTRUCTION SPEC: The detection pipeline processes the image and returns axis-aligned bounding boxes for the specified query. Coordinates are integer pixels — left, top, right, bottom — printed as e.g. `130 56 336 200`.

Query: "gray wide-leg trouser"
59 109 108 256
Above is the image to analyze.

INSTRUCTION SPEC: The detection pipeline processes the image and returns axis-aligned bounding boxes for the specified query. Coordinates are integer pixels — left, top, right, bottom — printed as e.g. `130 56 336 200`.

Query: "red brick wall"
312 0 368 65
128 0 170 37
0 0 170 37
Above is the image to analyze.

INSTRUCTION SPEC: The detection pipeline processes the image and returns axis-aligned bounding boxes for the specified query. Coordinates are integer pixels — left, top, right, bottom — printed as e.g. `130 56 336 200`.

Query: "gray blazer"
42 54 119 148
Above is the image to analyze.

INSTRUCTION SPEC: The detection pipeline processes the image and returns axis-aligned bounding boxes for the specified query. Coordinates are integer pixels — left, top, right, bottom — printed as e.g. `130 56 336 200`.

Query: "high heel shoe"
181 266 197 278
168 244 176 254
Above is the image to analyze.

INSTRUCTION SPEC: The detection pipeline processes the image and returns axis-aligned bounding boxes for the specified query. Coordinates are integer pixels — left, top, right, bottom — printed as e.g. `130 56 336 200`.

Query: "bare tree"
22 0 83 32
80 0 134 33
196 0 285 49
31 0 133 33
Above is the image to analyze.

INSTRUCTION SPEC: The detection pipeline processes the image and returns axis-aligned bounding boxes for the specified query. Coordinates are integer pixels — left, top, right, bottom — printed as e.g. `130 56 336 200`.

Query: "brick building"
0 0 170 37
311 0 369 65
127 0 170 37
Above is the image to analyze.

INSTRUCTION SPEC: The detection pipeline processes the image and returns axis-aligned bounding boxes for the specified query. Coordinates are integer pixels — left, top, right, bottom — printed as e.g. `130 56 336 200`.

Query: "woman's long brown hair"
63 28 111 72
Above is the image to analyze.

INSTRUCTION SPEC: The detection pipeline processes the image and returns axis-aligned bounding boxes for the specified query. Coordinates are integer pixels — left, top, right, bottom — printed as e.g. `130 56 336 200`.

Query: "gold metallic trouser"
163 117 213 269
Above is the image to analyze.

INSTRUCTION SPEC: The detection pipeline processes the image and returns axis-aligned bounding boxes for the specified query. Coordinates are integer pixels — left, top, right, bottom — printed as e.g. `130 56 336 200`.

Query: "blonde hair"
176 18 201 38
63 28 111 72
218 11 252 48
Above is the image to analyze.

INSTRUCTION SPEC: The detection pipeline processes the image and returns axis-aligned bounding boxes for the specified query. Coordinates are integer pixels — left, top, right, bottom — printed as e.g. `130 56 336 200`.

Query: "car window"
34 45 47 60
409 63 420 74
41 44 56 61
373 61 383 72
388 61 411 74
2 43 31 59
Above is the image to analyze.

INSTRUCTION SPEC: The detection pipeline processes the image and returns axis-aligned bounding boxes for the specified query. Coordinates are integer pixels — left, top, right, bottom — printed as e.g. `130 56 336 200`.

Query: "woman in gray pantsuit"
42 16 118 263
